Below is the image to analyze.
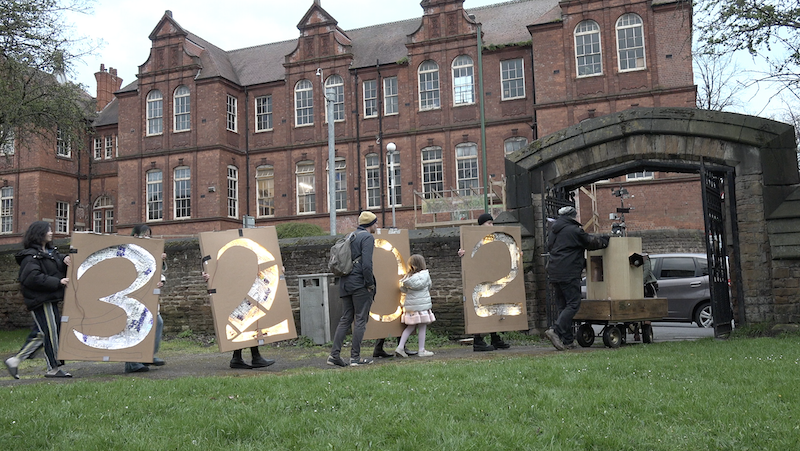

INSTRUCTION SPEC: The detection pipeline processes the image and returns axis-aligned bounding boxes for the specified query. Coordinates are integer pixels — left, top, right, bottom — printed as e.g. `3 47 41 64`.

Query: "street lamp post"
386 142 397 228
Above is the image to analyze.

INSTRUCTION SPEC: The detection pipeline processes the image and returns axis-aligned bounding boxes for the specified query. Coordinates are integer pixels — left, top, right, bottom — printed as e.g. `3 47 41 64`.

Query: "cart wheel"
602 326 623 348
642 323 654 344
576 324 595 347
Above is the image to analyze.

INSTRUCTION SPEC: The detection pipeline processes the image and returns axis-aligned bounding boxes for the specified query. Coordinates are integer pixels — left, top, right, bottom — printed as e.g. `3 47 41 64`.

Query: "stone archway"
504 107 800 330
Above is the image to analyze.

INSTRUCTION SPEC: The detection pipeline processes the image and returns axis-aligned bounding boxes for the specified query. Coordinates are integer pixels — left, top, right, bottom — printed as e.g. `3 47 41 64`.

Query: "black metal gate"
542 181 575 326
700 160 734 337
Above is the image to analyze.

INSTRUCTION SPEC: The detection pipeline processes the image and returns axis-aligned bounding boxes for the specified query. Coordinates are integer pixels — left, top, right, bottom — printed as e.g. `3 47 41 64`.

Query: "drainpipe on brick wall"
352 66 363 212
244 87 251 218
529 44 538 140
476 22 489 213
377 59 386 226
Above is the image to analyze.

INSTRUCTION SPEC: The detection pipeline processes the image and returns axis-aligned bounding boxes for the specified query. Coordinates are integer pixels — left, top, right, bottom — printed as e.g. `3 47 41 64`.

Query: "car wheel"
642 323 654 343
694 302 713 328
602 326 622 348
576 324 594 347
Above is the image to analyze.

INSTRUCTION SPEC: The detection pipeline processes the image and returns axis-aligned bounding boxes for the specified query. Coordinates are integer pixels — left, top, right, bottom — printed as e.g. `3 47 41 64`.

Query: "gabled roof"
93 96 118 127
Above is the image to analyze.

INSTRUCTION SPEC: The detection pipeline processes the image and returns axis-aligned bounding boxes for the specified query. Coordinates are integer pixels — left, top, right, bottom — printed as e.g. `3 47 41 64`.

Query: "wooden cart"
573 298 668 348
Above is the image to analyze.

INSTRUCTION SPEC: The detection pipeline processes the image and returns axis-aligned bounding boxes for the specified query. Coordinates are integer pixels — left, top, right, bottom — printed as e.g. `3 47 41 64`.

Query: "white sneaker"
5 356 20 379
418 350 434 357
394 347 408 358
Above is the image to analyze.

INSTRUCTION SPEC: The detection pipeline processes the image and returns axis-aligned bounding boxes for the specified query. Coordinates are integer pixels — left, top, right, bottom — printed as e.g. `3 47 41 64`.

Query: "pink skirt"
402 309 436 325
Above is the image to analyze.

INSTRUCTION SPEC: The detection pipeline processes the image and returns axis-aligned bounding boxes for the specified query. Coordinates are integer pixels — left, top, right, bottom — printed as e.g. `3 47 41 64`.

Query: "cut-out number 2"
470 232 523 317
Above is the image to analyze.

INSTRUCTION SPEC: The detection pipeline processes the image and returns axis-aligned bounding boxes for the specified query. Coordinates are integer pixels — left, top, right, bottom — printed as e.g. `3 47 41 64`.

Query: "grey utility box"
298 274 342 344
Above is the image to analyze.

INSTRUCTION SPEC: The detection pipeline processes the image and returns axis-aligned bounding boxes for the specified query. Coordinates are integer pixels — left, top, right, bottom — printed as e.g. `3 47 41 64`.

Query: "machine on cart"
573 237 667 348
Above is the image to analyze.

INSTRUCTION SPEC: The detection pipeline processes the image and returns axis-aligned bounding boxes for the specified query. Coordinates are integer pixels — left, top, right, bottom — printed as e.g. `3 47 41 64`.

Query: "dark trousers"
330 288 373 360
551 278 582 345
31 302 61 371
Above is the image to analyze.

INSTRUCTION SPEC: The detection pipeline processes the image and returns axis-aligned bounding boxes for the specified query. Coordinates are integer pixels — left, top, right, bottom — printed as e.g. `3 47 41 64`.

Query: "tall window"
504 137 528 156
617 13 645 71
227 165 238 219
575 20 602 77
327 157 347 211
93 138 102 160
174 166 191 219
1 186 13 233
55 201 69 234
92 195 114 233
296 161 315 214
365 153 380 209
226 95 237 132
105 136 114 159
363 80 377 118
627 171 654 180
325 75 345 122
418 61 440 110
452 55 475 105
174 85 191 132
56 128 70 157
147 170 163 221
146 90 163 135
387 152 402 206
0 129 13 155
255 95 273 131
384 76 399 115
256 165 275 217
295 80 314 126
456 143 479 196
501 59 525 100
421 146 443 199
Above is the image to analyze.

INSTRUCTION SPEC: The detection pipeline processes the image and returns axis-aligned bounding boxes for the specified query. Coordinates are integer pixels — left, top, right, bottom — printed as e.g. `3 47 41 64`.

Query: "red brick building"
0 0 695 243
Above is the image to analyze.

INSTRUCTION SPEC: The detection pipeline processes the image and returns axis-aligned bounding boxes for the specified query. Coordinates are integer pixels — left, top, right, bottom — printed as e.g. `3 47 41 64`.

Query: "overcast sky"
63 0 787 120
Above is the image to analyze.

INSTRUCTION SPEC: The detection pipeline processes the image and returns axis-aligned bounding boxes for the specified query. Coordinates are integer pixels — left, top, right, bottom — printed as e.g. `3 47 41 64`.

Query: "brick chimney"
94 64 123 112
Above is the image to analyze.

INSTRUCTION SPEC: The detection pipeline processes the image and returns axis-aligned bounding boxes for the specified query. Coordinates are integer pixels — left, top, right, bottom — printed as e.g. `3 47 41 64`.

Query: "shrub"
276 222 326 239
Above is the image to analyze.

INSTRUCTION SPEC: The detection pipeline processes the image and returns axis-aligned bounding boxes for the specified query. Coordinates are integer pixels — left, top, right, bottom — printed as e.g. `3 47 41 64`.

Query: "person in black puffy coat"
5 221 72 378
545 207 609 350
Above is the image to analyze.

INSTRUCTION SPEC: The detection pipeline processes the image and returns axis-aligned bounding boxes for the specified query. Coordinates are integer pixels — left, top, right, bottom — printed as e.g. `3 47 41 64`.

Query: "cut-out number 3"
74 244 156 349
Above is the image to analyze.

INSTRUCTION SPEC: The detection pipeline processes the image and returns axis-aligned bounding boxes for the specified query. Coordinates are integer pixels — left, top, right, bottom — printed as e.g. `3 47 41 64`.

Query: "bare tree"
694 51 744 111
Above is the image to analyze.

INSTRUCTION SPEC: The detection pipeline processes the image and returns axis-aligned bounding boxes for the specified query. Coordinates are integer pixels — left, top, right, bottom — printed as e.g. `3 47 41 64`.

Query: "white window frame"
421 146 443 199
174 85 191 132
365 153 380 209
616 13 646 72
627 171 654 180
295 80 314 127
324 75 345 123
384 76 399 116
387 151 401 207
56 128 71 157
1 186 13 234
226 95 238 132
418 61 440 111
504 137 528 156
92 195 114 233
456 143 479 196
146 90 163 135
255 95 273 132
256 165 275 218
501 58 526 100
452 55 475 106
326 157 347 211
105 136 114 159
93 138 103 160
55 201 69 234
146 170 163 221
296 161 315 214
174 166 191 219
363 80 377 118
575 20 603 77
227 165 238 219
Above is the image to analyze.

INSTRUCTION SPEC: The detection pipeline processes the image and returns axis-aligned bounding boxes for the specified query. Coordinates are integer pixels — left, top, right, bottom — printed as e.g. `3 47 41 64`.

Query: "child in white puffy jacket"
395 254 435 357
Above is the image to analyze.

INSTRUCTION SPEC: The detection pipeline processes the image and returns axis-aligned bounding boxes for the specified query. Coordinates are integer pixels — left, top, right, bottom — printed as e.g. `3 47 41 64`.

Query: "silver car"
648 253 712 328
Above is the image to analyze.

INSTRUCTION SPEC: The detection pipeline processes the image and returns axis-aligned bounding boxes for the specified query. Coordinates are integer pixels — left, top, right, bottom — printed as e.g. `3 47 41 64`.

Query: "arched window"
324 74 345 122
295 80 314 126
327 157 347 211
455 143 479 196
174 166 191 219
504 137 528 156
146 170 163 221
616 13 645 71
227 165 238 219
575 20 602 77
296 161 315 213
420 146 443 198
452 55 475 105
147 90 163 135
256 165 275 217
418 61 440 110
93 195 114 234
173 85 190 132
365 153 380 209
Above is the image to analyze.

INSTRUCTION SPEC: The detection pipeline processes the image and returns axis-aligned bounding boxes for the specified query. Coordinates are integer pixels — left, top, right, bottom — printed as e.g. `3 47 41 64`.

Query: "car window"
659 257 696 278
698 258 708 276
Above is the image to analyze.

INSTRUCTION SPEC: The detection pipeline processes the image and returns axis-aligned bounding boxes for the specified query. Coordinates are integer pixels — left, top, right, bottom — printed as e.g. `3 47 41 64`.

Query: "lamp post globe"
386 142 396 152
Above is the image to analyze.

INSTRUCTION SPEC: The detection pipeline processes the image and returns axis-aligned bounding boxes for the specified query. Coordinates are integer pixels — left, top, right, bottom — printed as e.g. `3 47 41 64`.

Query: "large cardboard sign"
460 226 528 334
58 233 163 362
363 228 410 340
199 227 297 352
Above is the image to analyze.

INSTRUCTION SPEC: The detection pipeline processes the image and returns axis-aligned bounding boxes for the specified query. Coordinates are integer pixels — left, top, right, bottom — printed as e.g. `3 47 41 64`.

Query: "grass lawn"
1 329 799 450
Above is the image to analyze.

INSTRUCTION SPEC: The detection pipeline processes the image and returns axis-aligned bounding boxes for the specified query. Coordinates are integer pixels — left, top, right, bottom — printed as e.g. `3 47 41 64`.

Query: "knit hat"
558 206 577 217
477 213 494 225
358 211 378 226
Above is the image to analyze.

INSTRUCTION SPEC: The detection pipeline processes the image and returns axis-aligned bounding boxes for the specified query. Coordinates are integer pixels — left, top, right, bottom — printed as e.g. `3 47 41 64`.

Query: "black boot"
373 339 392 358
250 346 275 368
490 332 510 349
230 349 252 369
473 334 495 352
